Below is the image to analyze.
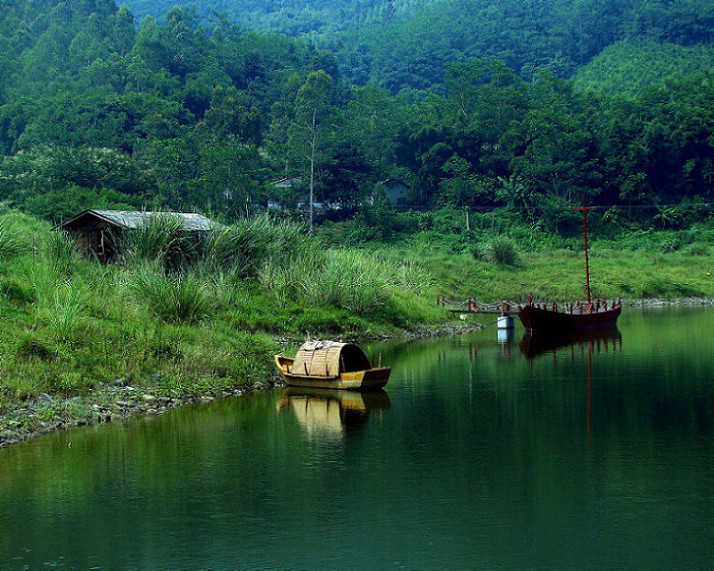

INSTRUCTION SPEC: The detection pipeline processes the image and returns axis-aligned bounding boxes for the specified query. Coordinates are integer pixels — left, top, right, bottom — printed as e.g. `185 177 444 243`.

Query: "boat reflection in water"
519 327 622 360
519 327 622 446
277 387 391 439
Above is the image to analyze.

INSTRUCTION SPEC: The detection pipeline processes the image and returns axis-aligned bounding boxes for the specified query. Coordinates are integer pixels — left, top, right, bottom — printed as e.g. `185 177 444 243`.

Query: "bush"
472 237 519 265
123 213 196 272
45 231 78 278
131 264 211 323
686 242 710 256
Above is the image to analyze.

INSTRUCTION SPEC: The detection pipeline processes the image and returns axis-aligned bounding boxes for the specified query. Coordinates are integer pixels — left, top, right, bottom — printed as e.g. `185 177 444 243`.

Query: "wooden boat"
274 340 390 390
518 300 621 334
516 197 622 334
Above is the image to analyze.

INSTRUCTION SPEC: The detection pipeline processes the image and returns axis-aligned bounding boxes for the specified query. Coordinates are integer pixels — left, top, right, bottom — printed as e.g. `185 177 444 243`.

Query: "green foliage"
0 219 23 259
472 237 519 266
207 214 311 279
574 39 714 95
303 250 392 316
0 0 713 234
48 283 88 342
686 243 710 256
0 277 36 304
130 264 211 324
45 231 78 278
0 206 712 438
15 333 56 361
123 213 196 271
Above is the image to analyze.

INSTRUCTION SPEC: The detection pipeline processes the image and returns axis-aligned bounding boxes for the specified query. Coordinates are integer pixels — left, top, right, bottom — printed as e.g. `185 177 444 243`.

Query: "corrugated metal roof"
77 210 218 231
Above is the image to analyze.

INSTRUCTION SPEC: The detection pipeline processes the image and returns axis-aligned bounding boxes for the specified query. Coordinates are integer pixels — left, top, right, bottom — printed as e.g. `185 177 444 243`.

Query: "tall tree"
290 70 333 232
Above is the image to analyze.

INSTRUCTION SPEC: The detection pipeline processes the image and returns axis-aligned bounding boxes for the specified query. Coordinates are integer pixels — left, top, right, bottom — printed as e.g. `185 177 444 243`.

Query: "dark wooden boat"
516 197 622 334
518 301 621 334
274 340 390 390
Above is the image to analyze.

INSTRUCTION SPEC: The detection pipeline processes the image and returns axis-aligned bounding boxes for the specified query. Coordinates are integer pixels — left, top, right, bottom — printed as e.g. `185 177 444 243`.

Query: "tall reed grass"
0 219 22 259
130 263 211 323
207 214 311 278
472 236 519 266
122 213 196 271
49 283 88 342
45 230 78 278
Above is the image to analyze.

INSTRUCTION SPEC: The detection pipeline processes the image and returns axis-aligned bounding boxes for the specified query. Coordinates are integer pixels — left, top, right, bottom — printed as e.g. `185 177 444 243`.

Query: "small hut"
292 340 372 378
55 209 218 262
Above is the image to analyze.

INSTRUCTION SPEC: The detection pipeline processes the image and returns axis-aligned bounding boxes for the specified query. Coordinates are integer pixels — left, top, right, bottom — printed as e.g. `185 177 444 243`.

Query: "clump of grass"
472 237 519 265
131 263 211 323
0 277 35 303
0 219 22 259
16 332 56 361
35 395 94 421
258 248 324 303
209 221 269 279
45 231 78 278
378 256 434 296
258 261 301 304
123 213 196 271
207 214 311 279
303 251 391 316
49 283 88 342
686 242 710 256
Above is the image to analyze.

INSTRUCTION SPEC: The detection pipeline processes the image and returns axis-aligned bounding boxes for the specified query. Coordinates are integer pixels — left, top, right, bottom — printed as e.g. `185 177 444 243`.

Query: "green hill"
118 0 714 90
574 39 714 95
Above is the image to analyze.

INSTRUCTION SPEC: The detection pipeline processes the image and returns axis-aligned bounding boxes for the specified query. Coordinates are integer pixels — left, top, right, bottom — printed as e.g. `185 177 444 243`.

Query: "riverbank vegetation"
0 206 712 444
1 208 712 420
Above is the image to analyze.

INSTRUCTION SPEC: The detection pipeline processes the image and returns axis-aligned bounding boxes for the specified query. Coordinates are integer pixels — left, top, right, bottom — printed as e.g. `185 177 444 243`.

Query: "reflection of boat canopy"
277 388 391 436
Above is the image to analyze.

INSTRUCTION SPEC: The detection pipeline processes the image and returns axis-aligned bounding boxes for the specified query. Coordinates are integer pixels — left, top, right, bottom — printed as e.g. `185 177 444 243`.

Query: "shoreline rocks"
0 378 280 449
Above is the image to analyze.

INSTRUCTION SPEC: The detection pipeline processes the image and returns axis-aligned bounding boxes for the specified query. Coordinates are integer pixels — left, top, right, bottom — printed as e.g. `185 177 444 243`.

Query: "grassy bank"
0 210 445 443
0 208 712 445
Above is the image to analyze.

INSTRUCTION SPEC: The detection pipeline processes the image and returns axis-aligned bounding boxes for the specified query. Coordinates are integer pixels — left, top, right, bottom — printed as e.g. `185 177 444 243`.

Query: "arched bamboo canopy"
292 340 372 378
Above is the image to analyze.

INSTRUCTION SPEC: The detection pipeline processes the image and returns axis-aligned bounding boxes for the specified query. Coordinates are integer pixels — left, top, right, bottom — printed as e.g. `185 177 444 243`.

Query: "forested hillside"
121 0 437 37
0 0 712 233
573 38 714 94
120 0 714 89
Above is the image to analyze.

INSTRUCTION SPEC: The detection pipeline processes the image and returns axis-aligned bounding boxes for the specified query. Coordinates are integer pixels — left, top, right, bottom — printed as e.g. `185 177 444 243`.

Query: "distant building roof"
58 210 219 231
273 177 302 189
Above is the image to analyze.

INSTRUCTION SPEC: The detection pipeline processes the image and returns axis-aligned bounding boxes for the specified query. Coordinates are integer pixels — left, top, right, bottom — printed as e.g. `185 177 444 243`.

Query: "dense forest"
0 0 712 233
120 0 714 88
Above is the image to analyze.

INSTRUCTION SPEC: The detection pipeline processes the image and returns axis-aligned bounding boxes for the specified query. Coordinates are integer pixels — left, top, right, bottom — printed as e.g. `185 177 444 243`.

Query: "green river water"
1 306 713 568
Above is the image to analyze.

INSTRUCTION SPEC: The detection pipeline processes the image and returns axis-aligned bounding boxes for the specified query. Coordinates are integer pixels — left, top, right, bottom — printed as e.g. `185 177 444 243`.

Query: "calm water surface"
1 307 713 568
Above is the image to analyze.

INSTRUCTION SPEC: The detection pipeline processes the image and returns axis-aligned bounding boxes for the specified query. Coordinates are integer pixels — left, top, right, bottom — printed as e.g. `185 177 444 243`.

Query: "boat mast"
577 195 594 304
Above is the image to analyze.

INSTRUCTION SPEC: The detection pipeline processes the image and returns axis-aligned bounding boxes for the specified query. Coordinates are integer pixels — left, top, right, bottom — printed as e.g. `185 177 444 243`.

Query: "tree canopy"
0 0 712 231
